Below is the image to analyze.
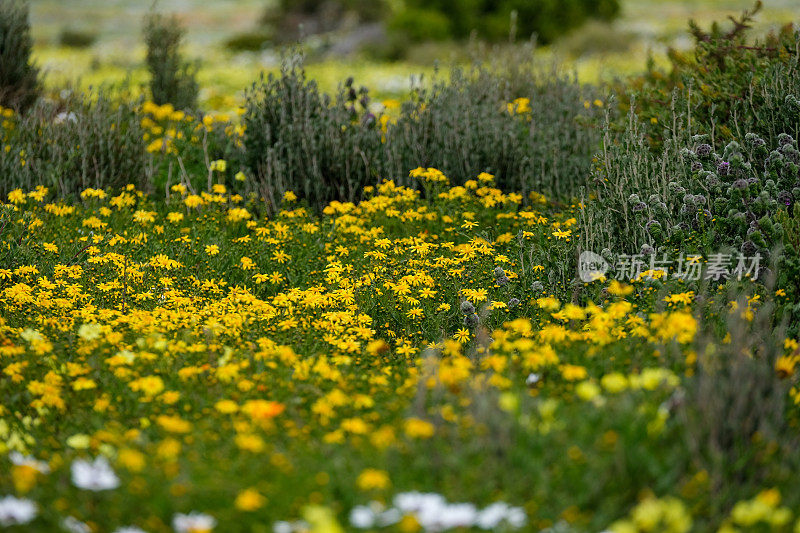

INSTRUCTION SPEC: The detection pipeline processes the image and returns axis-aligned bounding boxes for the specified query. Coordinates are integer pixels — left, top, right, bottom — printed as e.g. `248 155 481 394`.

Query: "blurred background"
28 0 800 111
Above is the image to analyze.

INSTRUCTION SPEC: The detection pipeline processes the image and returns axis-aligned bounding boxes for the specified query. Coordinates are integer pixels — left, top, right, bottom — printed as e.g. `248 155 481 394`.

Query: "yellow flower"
560 364 587 381
601 373 628 394
453 328 470 343
156 415 192 434
608 280 633 296
776 356 796 378
214 400 239 414
356 468 391 491
72 377 97 391
209 159 227 172
575 381 601 401
117 448 146 472
241 400 285 420
235 488 266 511
77 323 103 342
235 433 265 453
129 375 165 397
66 434 91 449
404 418 435 439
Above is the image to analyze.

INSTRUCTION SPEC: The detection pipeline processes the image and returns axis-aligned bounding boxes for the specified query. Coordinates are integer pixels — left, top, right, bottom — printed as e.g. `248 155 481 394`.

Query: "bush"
386 7 452 43
0 0 40 113
679 298 795 519
241 53 603 211
0 90 149 197
223 30 272 52
582 9 800 258
263 0 387 43
143 11 199 111
392 0 620 44
619 2 800 149
58 28 97 48
242 62 386 212
386 60 603 197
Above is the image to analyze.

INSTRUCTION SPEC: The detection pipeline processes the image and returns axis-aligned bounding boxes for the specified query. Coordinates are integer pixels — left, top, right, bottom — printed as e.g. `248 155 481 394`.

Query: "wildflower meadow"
2 0 800 532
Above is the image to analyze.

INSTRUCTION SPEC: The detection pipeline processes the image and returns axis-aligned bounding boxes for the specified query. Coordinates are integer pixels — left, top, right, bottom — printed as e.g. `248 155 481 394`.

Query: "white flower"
393 492 446 515
173 512 216 532
476 502 526 529
271 520 308 533
62 516 91 533
349 506 375 528
526 373 541 386
10 451 50 473
0 496 37 526
505 506 526 528
113 528 148 533
272 521 293 533
476 502 511 529
376 508 402 527
71 456 120 491
55 111 78 125
423 503 477 530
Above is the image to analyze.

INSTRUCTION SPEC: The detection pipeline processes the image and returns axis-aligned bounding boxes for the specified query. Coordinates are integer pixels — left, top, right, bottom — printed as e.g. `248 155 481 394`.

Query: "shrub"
242 62 386 212
582 8 800 258
678 297 795 520
619 2 800 149
143 11 199 111
386 61 603 197
0 90 149 197
241 54 603 211
386 7 452 43
392 0 620 44
263 0 387 43
0 0 40 113
58 28 98 48
223 30 272 52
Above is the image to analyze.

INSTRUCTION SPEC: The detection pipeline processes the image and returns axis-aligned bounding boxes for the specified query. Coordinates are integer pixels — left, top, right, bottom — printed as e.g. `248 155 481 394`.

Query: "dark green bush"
143 11 199 110
392 0 620 44
58 28 98 48
0 90 149 197
386 7 452 43
0 0 40 113
263 0 387 43
224 30 272 52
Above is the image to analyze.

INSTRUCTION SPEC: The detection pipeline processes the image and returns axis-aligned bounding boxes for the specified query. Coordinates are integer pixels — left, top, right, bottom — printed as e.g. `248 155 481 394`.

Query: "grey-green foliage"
242 54 603 212
242 62 387 212
679 297 794 515
580 98 690 257
0 0 40 112
0 90 149 197
387 62 602 198
581 55 800 258
143 11 198 110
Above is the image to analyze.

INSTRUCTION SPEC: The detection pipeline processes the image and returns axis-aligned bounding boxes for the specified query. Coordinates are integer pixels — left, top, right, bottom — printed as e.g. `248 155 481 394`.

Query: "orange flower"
241 400 285 419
